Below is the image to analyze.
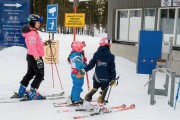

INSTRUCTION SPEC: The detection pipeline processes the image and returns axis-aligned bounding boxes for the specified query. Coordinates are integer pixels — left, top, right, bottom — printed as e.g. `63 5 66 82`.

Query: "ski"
45 91 65 97
0 95 65 103
10 91 65 98
57 104 126 113
73 104 135 119
56 103 99 110
54 103 80 107
53 100 97 107
20 96 65 101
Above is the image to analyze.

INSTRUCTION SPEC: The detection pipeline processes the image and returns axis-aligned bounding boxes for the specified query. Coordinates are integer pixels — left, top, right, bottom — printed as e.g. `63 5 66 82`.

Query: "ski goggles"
28 15 44 23
38 16 43 22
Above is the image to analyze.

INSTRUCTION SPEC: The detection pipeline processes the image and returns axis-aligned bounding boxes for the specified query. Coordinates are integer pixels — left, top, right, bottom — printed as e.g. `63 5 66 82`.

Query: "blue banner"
0 0 30 47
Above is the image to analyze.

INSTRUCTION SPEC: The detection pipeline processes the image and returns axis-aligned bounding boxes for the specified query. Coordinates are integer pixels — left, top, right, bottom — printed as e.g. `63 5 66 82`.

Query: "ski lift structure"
147 37 176 107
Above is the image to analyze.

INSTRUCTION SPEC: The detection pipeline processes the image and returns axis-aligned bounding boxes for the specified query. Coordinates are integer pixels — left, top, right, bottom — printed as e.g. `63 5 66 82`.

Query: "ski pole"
50 44 64 91
48 33 55 87
106 86 112 103
85 70 90 91
82 50 90 91
174 79 180 110
48 37 64 91
105 76 119 103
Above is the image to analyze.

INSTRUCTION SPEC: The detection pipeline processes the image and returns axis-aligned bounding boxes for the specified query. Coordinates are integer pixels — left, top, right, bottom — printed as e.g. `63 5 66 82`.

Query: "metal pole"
73 5 77 41
52 33 54 40
169 71 176 107
148 74 152 95
150 70 156 105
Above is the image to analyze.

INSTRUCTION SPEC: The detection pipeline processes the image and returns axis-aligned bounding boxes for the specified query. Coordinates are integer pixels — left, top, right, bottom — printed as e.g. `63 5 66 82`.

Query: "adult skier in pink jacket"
12 14 46 100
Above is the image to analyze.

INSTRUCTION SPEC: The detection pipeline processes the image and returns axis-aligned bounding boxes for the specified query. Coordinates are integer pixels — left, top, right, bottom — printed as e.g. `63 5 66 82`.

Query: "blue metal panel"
0 0 30 47
137 30 163 74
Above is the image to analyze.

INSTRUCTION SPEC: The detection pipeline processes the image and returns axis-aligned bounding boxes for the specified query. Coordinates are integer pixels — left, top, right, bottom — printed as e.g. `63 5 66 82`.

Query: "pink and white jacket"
21 25 44 59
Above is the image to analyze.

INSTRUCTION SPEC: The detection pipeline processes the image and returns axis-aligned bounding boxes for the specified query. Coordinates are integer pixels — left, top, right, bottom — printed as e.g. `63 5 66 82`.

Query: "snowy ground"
0 32 179 120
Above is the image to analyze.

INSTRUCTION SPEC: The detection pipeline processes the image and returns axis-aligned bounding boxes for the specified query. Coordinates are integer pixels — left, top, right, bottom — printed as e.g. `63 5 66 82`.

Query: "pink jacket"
22 29 44 59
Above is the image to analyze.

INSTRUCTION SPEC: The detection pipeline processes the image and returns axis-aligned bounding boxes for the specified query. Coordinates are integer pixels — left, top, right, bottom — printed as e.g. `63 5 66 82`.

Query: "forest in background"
31 0 108 34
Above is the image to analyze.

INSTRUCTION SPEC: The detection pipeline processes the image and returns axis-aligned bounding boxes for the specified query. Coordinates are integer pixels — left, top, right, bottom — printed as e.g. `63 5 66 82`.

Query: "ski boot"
66 96 84 105
72 100 83 105
66 96 73 105
91 104 111 115
76 100 95 111
90 106 102 115
26 88 46 100
11 84 26 98
84 88 97 102
97 88 108 104
72 98 84 105
99 104 111 113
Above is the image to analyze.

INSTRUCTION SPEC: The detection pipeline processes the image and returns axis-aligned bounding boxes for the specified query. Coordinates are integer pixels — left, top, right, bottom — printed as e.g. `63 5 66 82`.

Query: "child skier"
77 37 117 104
12 14 46 100
67 41 86 105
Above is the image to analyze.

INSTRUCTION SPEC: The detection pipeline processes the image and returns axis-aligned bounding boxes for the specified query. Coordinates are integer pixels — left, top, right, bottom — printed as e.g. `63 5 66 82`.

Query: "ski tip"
122 104 126 108
130 104 135 108
61 91 65 95
73 116 81 119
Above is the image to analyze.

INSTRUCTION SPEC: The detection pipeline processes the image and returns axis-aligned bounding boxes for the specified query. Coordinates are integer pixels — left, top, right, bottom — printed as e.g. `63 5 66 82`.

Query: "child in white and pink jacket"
12 14 47 100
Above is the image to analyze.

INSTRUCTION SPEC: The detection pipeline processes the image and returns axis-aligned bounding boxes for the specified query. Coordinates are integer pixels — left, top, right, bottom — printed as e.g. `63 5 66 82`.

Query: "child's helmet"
99 37 112 46
71 41 86 52
27 14 43 28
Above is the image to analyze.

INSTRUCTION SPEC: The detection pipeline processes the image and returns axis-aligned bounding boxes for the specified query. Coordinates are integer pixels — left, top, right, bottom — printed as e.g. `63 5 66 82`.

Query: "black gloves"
36 58 43 69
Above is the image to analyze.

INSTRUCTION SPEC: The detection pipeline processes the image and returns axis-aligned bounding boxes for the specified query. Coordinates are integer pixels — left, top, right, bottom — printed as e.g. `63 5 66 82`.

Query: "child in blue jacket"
67 41 86 105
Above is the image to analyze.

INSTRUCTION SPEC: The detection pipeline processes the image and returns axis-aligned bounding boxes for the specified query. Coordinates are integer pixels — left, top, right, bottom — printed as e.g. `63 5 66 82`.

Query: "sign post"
68 0 91 41
73 0 79 41
0 0 30 47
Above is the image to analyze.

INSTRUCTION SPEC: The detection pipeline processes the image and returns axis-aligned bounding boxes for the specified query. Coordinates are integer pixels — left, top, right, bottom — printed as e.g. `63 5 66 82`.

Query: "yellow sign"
65 13 85 28
44 40 59 64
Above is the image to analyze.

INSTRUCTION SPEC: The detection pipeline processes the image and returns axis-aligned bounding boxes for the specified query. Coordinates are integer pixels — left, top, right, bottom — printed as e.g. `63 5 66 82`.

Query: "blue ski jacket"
84 46 116 84
69 51 86 76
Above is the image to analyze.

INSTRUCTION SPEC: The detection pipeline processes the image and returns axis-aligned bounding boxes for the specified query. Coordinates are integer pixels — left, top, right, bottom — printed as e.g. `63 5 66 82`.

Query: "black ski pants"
20 54 44 89
93 80 109 100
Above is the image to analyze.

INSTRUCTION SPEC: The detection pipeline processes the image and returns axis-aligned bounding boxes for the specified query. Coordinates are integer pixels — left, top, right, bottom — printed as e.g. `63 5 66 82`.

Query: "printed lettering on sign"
161 0 172 6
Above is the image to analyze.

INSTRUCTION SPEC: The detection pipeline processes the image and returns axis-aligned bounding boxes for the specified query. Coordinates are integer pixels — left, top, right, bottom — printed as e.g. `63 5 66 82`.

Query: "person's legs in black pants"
20 55 35 87
98 83 109 103
21 55 44 89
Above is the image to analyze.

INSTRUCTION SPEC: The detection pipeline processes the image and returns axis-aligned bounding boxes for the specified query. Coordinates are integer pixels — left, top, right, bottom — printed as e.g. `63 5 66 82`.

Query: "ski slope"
0 32 179 120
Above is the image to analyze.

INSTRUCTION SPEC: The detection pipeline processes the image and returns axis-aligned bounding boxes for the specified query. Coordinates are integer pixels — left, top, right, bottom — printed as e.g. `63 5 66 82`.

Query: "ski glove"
83 57 87 63
109 80 116 86
36 58 43 69
76 69 86 78
79 69 85 75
